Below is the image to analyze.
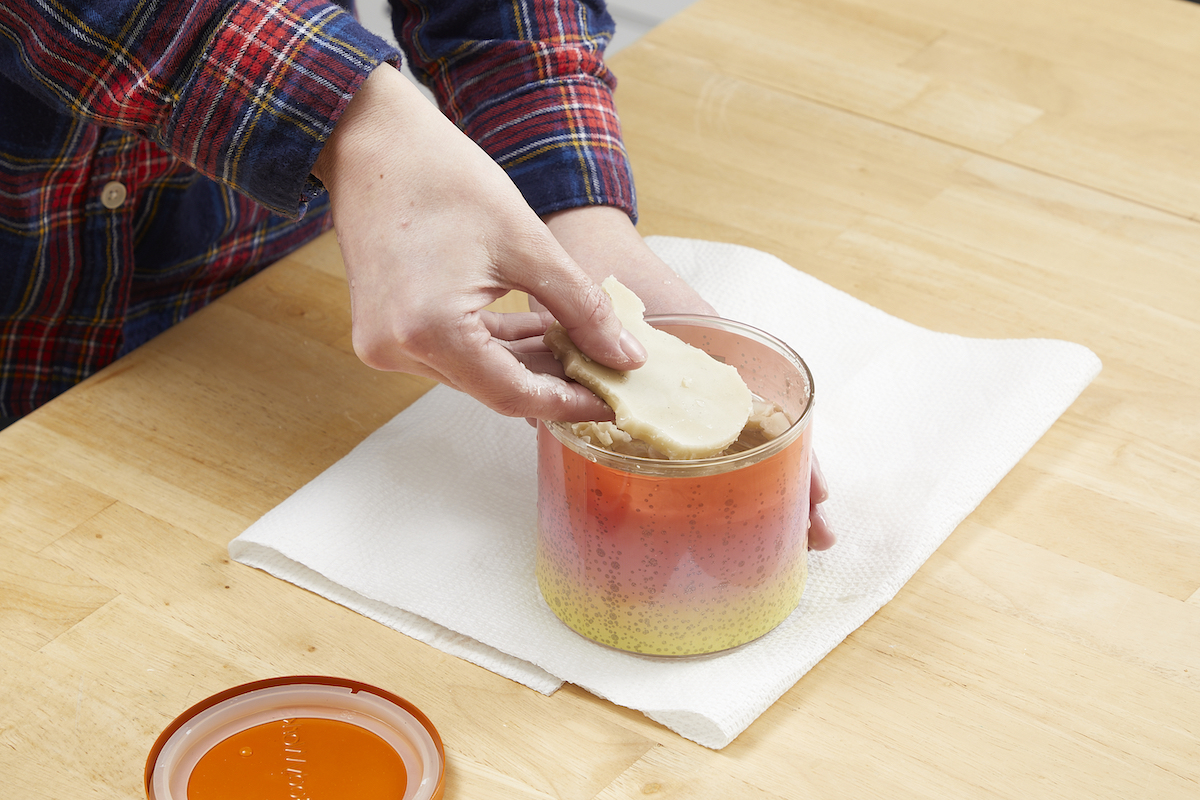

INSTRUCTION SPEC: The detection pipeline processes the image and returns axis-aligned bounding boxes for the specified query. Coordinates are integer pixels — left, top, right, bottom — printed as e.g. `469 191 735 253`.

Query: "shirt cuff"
166 0 400 218
445 67 638 223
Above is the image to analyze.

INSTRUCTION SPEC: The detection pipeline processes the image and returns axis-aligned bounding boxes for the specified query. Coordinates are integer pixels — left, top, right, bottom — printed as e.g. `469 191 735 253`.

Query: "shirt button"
100 181 128 209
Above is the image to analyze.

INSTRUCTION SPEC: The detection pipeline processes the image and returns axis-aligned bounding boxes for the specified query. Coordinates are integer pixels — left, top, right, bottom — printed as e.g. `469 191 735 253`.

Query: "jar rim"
545 314 813 476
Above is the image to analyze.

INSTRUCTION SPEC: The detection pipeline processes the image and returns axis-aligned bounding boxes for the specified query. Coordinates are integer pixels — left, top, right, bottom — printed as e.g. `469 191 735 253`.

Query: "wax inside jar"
536 421 811 656
187 717 407 800
536 315 814 657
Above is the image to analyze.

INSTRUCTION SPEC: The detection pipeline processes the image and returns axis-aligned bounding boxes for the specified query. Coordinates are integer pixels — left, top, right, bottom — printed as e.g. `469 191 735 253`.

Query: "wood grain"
2 0 1197 797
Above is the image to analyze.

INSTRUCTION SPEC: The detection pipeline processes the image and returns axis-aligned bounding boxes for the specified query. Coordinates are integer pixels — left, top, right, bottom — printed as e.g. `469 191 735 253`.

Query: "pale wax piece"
544 277 753 459
570 399 791 459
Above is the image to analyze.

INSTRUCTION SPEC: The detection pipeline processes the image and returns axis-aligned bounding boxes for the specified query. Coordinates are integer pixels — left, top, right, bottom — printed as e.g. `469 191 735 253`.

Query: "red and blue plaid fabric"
0 0 634 416
395 0 634 216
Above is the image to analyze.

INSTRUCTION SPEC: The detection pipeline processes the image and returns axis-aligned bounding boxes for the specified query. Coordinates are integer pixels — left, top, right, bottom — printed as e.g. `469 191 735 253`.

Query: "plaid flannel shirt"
0 0 634 416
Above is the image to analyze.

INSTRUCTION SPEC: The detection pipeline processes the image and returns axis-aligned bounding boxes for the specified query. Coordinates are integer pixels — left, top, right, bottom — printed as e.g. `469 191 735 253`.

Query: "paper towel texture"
230 237 1102 748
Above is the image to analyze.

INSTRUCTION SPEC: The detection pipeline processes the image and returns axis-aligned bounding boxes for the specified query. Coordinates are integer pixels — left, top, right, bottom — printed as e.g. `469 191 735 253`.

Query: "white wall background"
356 0 698 57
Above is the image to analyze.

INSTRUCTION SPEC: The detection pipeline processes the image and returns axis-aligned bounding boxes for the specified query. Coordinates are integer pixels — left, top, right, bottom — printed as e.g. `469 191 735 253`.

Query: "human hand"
312 64 645 421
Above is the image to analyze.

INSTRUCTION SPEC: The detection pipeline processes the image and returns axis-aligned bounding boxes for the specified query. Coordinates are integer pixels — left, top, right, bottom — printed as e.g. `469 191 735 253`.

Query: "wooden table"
4 0 1198 796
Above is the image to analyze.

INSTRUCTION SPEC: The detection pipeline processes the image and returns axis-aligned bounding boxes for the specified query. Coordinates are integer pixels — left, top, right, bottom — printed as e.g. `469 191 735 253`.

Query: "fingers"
509 351 570 380
410 351 614 421
479 211 646 373
388 310 611 421
483 310 614 416
521 272 647 372
807 453 836 550
807 505 837 551
443 338 614 420
481 309 557 342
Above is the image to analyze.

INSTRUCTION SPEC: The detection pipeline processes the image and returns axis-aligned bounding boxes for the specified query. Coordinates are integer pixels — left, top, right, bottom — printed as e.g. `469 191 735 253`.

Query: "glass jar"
536 315 814 656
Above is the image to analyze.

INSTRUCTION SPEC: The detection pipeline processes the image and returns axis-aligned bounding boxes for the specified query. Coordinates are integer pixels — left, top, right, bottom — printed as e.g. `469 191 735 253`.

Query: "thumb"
527 269 647 371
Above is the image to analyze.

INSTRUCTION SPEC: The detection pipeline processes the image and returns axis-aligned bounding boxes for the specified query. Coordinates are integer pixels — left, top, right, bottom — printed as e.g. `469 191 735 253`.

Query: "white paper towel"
230 237 1102 749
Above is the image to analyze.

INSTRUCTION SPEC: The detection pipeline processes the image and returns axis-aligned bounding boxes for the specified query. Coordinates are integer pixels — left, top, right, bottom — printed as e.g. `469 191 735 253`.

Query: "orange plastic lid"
144 676 445 800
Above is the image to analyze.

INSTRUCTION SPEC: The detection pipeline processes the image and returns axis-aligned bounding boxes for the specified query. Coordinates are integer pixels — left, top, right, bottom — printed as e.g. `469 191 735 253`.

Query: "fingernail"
810 506 837 550
813 505 833 533
618 328 646 363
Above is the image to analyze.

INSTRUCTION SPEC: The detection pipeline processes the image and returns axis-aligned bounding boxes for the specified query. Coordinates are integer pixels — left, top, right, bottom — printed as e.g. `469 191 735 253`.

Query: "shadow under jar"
536 315 815 657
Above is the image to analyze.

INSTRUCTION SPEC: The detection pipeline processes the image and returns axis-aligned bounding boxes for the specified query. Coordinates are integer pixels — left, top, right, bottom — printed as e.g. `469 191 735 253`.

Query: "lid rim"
144 675 445 800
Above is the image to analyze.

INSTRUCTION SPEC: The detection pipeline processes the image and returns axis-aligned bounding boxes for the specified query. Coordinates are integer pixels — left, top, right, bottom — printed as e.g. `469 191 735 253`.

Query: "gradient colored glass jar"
536 315 814 656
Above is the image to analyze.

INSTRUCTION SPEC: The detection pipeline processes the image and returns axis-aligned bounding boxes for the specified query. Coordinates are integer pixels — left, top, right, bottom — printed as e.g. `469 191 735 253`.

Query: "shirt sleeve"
0 0 400 217
393 0 638 221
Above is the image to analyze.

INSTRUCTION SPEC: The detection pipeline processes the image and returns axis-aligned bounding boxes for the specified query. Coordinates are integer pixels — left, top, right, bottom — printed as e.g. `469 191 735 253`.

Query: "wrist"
313 62 413 190
543 206 640 277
